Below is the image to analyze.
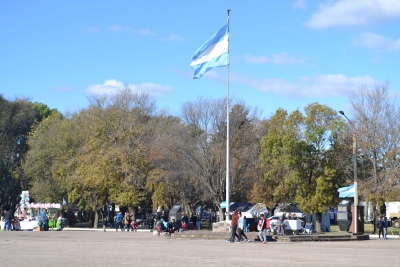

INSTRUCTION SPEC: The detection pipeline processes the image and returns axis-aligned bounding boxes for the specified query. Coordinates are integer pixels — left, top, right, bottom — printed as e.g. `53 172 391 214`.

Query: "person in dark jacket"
377 216 384 239
4 209 13 231
102 217 108 232
181 214 188 230
167 219 180 234
382 216 389 239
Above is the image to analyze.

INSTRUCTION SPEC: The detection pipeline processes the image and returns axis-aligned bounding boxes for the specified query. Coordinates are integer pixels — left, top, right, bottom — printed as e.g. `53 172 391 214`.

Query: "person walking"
102 216 107 232
382 216 389 240
115 212 123 231
377 216 384 239
227 210 239 243
124 212 131 232
237 212 250 242
258 214 267 244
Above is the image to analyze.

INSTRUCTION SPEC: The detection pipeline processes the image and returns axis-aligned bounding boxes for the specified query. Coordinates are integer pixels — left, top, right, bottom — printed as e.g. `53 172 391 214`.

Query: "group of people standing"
376 216 389 239
102 211 138 232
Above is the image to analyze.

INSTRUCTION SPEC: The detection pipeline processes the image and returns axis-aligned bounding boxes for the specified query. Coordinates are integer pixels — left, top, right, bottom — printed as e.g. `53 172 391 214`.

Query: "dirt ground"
0 230 399 266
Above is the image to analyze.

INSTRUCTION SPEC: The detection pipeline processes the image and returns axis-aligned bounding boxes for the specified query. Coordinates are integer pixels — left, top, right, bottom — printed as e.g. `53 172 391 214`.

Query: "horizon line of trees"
1 83 399 230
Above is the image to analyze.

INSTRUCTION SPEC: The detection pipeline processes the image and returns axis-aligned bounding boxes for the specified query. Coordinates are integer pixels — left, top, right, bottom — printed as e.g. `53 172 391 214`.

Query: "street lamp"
339 110 358 234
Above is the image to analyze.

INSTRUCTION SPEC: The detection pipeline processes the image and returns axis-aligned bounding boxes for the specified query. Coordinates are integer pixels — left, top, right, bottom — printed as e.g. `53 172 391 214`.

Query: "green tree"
0 96 53 208
23 112 75 203
295 103 345 217
257 108 303 208
258 103 346 228
69 88 156 227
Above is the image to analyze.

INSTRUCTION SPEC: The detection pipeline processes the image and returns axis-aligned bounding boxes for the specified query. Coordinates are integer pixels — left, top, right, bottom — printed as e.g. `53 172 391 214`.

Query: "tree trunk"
93 210 99 228
128 206 137 221
372 207 378 234
315 213 322 233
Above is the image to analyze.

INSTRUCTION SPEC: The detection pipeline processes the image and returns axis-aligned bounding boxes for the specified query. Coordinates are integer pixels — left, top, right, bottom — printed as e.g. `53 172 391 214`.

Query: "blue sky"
1 0 400 118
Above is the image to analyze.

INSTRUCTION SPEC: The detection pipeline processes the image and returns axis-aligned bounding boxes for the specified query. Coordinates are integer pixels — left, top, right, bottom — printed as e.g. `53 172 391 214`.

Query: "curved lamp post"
339 110 358 234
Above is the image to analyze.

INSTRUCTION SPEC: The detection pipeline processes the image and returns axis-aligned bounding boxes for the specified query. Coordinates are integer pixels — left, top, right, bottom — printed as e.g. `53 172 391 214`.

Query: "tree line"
1 84 399 228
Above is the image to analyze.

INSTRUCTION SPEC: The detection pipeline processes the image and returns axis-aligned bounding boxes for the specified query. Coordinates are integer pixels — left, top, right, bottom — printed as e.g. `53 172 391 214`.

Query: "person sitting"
161 218 169 229
130 220 138 232
167 219 180 234
181 214 188 230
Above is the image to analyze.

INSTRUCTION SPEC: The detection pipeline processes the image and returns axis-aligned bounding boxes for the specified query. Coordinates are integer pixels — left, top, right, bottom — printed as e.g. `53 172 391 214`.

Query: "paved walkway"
1 230 399 266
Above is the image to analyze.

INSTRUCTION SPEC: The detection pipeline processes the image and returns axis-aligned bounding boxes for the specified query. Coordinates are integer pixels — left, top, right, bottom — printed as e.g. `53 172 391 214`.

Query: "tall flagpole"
225 8 231 220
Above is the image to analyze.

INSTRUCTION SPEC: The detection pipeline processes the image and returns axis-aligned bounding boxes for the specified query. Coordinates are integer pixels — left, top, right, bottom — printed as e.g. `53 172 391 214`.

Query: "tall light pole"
339 110 358 234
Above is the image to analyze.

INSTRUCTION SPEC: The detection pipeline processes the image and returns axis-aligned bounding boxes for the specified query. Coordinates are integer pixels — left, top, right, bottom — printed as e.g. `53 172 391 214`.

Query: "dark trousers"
237 227 248 241
124 223 131 231
231 225 239 241
116 222 123 231
378 228 383 238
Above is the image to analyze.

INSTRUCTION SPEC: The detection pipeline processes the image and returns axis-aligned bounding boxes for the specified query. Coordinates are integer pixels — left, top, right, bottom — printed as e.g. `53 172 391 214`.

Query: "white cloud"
306 0 400 29
239 53 309 65
162 34 186 42
355 32 400 51
292 0 306 10
136 28 153 35
231 73 378 98
109 25 154 35
85 79 171 97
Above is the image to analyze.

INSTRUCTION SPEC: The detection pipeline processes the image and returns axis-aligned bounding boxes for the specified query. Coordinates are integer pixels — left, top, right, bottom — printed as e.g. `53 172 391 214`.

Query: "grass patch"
330 223 399 235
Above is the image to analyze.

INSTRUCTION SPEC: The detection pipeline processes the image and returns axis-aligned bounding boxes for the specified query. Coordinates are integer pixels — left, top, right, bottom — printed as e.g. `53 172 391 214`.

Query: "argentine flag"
337 184 355 198
190 24 229 79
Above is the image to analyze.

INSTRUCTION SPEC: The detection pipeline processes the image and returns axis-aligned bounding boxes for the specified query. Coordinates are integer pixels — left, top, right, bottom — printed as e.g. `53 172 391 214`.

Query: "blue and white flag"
190 24 229 79
337 184 355 198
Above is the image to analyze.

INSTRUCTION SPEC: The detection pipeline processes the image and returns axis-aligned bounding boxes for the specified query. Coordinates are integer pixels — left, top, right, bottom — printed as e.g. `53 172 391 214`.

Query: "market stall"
14 191 63 231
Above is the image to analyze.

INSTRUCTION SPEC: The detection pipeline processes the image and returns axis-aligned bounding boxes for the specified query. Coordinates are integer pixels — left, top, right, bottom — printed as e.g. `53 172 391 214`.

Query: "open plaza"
1 230 399 267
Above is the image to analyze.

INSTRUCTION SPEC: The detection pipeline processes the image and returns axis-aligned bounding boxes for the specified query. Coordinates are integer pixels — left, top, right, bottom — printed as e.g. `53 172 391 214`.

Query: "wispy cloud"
109 25 154 35
238 53 310 66
306 0 400 29
85 79 171 97
85 27 101 33
209 72 378 98
355 32 400 52
292 0 306 11
162 34 186 42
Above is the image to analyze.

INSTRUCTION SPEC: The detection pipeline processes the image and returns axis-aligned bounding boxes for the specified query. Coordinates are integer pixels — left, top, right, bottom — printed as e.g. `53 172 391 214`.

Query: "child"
130 220 138 232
